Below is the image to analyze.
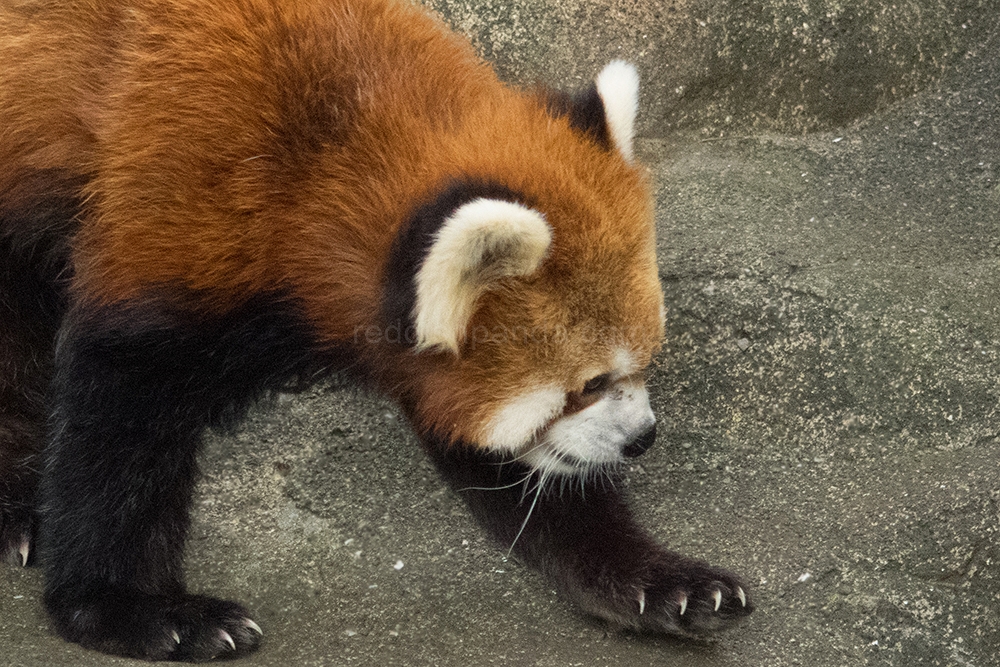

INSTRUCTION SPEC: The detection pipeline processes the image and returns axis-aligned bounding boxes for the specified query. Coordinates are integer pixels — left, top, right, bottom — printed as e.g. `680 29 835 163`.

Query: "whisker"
506 471 548 558
497 438 545 466
457 466 535 494
456 478 529 493
517 470 541 504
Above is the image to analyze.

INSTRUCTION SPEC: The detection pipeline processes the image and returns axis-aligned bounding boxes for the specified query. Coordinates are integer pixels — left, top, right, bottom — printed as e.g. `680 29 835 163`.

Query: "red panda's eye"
582 373 612 395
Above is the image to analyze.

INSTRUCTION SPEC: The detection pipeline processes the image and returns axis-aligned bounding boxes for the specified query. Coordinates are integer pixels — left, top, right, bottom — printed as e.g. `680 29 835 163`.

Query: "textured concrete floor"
2 2 999 666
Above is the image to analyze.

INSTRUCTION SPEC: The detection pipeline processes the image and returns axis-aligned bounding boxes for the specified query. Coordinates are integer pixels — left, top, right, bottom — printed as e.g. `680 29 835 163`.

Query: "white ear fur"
594 60 639 162
414 198 551 354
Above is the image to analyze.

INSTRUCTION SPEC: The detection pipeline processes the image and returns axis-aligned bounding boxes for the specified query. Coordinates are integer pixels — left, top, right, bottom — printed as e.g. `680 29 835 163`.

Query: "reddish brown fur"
1 4 758 656
0 0 662 447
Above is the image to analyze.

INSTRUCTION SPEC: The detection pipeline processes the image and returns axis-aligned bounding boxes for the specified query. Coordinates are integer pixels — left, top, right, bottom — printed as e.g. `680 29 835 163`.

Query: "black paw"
0 494 35 567
576 553 753 638
47 591 263 661
636 557 753 636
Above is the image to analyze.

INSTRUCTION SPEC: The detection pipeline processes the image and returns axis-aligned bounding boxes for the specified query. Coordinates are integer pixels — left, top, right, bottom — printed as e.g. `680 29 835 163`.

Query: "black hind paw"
48 591 263 661
0 489 36 567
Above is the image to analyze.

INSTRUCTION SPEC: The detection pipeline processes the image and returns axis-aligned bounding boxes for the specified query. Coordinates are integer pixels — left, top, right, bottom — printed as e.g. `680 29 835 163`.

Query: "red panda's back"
0 1 122 189
1 0 501 316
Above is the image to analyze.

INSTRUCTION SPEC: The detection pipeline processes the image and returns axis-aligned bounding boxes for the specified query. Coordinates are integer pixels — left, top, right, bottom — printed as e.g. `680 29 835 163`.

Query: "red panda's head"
379 62 664 478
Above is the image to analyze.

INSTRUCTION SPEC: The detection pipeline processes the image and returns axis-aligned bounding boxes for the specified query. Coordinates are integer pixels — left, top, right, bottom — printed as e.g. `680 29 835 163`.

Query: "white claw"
171 630 181 645
637 590 646 615
220 630 236 652
678 594 688 616
712 589 722 612
736 586 747 607
244 618 263 636
18 538 30 568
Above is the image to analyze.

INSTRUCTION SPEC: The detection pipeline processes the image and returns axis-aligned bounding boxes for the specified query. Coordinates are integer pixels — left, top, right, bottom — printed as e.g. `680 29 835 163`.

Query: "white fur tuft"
480 387 567 452
524 381 655 476
594 60 639 162
413 199 551 354
612 347 638 377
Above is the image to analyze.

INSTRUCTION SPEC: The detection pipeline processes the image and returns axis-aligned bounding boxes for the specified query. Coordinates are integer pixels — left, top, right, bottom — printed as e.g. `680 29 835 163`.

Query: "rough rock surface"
2 1 998 665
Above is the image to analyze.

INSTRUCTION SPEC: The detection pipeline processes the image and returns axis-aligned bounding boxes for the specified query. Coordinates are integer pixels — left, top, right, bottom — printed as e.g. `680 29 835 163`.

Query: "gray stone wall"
422 0 1000 135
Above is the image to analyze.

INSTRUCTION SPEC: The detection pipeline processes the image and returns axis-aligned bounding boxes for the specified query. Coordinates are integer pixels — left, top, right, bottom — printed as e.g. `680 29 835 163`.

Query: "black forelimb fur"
424 440 754 636
39 292 347 658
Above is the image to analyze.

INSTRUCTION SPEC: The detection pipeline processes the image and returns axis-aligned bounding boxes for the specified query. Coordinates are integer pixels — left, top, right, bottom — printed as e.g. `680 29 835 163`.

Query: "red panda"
0 0 752 660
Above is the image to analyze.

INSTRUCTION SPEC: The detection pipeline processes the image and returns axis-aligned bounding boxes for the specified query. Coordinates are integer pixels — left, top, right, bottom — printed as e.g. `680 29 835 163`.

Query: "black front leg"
425 442 753 636
40 295 322 661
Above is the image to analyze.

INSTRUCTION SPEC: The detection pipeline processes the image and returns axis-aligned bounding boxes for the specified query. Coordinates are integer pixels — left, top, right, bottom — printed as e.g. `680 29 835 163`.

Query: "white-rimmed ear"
594 60 639 162
413 198 551 354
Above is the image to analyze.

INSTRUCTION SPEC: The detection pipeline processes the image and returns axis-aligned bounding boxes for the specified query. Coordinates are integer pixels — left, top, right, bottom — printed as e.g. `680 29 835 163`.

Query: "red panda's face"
387 196 665 477
380 62 664 477
463 262 665 478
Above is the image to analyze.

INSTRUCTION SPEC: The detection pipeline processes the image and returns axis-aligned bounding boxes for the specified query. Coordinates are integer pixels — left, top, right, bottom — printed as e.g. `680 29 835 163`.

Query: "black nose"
622 424 657 458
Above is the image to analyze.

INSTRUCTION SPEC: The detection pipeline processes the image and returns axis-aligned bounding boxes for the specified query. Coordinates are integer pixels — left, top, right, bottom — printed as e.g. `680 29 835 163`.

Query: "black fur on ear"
381 178 529 348
546 83 612 151
546 61 639 162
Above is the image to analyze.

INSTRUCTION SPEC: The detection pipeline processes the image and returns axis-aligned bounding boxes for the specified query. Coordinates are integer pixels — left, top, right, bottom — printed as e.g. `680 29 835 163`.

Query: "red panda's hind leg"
0 169 80 567
426 442 754 637
0 312 47 568
0 370 43 569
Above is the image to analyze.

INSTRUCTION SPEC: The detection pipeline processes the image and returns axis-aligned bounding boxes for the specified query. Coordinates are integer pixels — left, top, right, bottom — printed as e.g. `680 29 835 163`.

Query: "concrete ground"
2 1 998 666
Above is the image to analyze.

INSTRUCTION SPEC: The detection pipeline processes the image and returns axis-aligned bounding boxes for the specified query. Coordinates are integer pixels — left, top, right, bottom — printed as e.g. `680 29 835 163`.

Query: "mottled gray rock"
423 0 1000 135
